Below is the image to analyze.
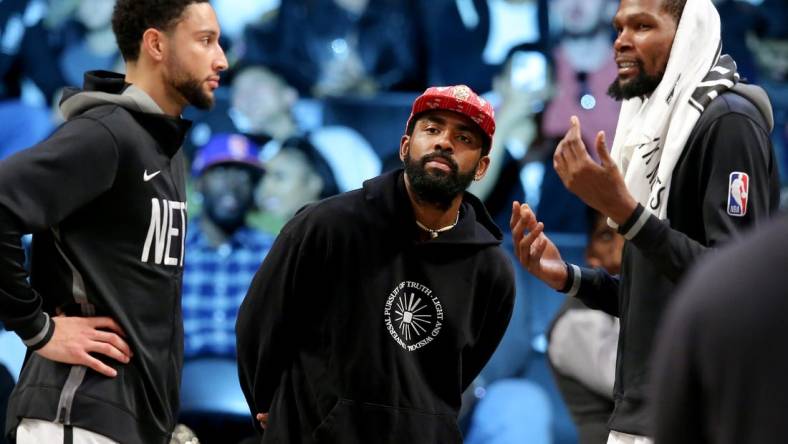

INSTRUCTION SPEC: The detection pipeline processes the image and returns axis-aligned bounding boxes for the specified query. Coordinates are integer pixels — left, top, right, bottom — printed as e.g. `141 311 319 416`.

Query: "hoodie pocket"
312 399 462 444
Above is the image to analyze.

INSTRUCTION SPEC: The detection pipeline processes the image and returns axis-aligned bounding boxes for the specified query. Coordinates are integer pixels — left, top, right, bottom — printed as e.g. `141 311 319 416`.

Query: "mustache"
420 151 458 173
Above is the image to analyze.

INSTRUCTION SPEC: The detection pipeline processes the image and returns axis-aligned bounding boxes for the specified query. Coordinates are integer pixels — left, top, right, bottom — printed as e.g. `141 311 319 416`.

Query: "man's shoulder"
282 189 369 235
699 86 771 133
296 188 367 220
59 105 137 143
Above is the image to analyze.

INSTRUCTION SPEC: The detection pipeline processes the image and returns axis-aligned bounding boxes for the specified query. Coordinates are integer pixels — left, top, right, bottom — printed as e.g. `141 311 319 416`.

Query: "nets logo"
727 172 749 217
383 281 443 352
141 198 187 266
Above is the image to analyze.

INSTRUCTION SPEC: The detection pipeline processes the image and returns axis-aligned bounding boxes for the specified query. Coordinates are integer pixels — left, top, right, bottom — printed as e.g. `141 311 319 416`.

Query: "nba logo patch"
727 172 749 217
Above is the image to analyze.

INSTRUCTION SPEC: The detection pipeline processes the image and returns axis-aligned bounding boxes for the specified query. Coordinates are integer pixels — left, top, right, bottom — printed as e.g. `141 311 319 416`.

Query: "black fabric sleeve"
570 266 621 317
623 111 776 283
460 257 516 391
235 228 312 428
0 117 118 346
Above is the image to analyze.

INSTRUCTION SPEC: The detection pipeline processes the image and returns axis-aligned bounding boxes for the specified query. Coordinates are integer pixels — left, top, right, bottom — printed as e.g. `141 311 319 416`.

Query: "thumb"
570 115 582 138
595 131 613 166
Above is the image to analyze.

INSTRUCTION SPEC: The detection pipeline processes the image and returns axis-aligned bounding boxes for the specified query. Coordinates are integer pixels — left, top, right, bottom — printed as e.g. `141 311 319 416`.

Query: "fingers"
89 317 127 338
595 131 613 167
256 412 269 429
91 330 132 359
81 352 118 378
511 203 535 238
516 221 545 270
569 115 582 138
511 203 539 262
509 201 521 231
87 333 131 364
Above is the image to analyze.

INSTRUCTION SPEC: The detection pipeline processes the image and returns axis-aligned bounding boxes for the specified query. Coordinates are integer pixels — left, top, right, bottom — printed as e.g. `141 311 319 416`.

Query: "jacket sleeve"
0 117 118 348
460 256 516 391
235 227 314 426
617 111 777 283
565 265 621 317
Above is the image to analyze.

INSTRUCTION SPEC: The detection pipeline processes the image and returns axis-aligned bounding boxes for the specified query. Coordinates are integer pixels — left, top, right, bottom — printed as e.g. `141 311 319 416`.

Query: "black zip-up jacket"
564 84 780 435
0 71 191 444
236 170 515 443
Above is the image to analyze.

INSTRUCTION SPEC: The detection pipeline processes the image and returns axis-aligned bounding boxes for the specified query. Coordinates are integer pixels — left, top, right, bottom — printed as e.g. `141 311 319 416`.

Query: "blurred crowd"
0 0 786 443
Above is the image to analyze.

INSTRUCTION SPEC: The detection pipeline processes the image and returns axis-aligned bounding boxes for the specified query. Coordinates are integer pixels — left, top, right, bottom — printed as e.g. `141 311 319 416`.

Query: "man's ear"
473 155 491 181
399 135 410 162
141 28 167 62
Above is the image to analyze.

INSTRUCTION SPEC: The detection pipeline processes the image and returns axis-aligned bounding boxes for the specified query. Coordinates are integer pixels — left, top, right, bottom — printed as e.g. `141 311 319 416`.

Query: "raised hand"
510 202 568 290
35 315 132 377
553 116 637 225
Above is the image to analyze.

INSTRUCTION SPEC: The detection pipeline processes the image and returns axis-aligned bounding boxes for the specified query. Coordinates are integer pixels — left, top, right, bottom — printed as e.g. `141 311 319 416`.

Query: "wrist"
609 195 639 226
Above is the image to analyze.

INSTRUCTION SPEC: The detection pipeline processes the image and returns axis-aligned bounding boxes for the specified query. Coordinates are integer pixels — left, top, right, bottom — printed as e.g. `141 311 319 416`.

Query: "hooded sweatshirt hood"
60 70 164 118
732 83 775 132
60 70 191 155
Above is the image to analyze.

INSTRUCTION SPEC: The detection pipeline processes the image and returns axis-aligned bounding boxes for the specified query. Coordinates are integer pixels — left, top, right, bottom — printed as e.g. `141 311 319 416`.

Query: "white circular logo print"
383 281 444 352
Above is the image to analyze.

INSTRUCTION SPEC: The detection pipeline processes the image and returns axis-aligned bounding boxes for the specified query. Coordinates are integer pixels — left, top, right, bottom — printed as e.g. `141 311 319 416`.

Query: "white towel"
609 0 739 224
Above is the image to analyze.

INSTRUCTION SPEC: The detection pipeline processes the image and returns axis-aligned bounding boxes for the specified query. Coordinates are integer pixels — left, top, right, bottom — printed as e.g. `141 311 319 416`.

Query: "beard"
607 59 664 101
166 53 214 110
403 150 478 209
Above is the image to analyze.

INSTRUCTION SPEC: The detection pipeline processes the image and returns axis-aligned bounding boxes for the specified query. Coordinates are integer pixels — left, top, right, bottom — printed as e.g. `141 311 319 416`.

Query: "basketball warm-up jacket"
0 71 191 444
236 170 515 443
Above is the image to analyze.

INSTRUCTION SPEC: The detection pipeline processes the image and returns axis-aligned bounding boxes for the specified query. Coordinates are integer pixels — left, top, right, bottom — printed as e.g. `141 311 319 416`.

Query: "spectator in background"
475 45 587 233
185 64 300 156
0 0 62 158
212 0 280 51
185 63 380 201
250 0 424 97
542 0 620 153
54 0 123 89
230 66 299 145
180 133 273 444
548 208 622 444
255 137 340 233
183 133 274 360
418 0 549 94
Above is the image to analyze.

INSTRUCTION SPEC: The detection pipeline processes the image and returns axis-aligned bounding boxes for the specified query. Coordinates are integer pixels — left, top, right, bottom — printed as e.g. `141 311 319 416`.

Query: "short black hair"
406 112 492 157
112 0 209 62
661 0 687 24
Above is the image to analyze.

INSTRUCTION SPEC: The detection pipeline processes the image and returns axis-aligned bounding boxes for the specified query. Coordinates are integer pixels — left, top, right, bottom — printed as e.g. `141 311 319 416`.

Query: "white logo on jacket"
141 198 188 266
384 281 443 351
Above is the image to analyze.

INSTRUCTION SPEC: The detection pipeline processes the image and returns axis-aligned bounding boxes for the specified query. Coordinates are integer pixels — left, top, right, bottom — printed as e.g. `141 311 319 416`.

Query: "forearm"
0 205 52 349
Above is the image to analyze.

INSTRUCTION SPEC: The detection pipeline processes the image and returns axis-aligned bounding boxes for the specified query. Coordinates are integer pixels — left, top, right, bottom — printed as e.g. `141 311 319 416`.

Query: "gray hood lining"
60 85 165 120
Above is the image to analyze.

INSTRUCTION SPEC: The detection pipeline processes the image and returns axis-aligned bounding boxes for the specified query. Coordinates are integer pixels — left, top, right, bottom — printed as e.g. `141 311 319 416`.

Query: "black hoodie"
236 169 515 443
0 71 191 444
